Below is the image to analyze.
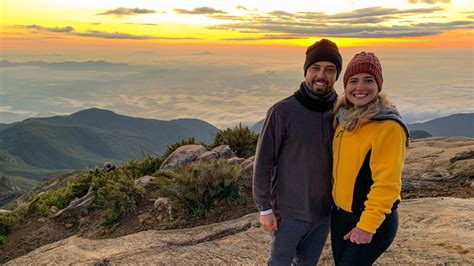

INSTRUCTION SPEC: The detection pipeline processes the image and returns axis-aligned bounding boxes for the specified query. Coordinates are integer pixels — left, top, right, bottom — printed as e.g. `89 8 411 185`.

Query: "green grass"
153 159 245 220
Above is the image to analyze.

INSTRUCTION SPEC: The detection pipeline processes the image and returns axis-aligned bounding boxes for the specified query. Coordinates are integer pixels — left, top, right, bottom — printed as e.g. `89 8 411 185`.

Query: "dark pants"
331 208 398 266
268 214 330 266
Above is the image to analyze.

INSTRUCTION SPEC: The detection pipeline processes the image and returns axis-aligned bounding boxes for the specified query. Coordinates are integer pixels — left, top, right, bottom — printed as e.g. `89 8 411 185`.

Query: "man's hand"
259 213 278 232
343 226 373 244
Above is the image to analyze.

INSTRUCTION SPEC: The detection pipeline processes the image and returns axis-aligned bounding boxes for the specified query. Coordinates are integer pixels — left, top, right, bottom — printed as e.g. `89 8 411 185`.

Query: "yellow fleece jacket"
332 120 407 234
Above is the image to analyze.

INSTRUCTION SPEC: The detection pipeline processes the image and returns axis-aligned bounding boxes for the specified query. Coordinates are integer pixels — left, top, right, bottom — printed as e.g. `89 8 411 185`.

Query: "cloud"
328 6 443 19
408 0 450 4
75 30 157 40
237 5 257 11
18 24 198 40
268 11 293 17
21 24 74 33
188 51 215 56
209 6 472 39
97 7 157 17
3 49 473 129
174 7 226 15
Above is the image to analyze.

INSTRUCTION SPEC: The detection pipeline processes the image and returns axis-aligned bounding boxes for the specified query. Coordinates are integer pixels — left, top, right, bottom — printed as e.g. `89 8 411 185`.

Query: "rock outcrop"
159 145 207 170
402 137 473 198
6 198 473 265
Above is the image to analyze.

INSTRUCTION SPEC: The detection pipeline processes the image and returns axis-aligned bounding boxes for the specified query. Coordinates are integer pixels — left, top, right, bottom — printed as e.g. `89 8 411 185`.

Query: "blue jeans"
268 214 330 266
331 208 398 266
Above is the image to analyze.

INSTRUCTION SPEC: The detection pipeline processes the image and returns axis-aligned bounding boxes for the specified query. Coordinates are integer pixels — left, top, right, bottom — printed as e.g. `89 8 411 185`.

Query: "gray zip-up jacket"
252 95 334 222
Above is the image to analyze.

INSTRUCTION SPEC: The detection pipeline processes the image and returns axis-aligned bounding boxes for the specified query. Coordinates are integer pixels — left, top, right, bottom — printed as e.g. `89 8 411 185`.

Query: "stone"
64 224 74 229
37 218 47 223
154 197 172 220
134 175 155 188
160 145 207 170
153 197 169 212
240 156 255 170
138 213 153 225
241 164 254 185
211 145 234 159
226 157 244 165
197 151 219 162
50 206 59 213
52 185 94 221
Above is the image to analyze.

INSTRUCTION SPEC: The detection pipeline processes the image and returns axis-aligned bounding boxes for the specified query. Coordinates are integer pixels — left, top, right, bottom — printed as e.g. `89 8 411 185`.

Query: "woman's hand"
343 226 373 244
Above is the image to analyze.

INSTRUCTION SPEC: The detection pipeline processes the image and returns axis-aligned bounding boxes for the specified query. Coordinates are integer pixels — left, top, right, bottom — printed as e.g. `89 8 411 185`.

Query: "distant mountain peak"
72 108 117 116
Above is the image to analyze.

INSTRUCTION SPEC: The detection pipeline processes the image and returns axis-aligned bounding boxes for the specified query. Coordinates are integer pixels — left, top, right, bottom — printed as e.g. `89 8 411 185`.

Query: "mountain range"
0 108 218 181
250 113 474 137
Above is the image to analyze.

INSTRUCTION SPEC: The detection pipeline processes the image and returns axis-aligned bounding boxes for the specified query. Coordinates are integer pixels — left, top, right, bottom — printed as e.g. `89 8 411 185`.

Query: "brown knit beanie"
343 52 383 91
304 38 342 79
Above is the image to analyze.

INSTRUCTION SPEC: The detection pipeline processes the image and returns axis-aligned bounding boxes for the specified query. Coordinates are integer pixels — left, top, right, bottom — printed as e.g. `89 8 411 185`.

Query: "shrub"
0 235 6 245
154 160 245 220
162 137 199 159
123 156 163 179
25 173 92 217
0 203 29 238
0 213 15 236
89 169 144 227
211 124 258 158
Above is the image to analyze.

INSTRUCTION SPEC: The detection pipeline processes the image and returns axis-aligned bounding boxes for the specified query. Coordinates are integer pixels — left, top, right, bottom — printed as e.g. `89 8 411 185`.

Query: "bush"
123 155 163 179
162 137 199 159
154 160 245 220
0 203 29 238
0 235 6 245
25 173 92 217
89 169 144 227
0 213 15 236
211 124 258 158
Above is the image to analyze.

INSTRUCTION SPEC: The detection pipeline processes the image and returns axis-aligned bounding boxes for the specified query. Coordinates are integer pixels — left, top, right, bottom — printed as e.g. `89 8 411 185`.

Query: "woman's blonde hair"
334 93 395 131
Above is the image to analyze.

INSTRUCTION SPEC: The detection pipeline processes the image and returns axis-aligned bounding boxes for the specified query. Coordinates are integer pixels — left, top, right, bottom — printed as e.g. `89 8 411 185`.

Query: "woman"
331 52 409 265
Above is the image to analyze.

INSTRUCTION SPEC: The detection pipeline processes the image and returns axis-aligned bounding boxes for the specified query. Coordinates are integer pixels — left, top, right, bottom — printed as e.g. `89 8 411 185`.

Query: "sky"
0 0 473 128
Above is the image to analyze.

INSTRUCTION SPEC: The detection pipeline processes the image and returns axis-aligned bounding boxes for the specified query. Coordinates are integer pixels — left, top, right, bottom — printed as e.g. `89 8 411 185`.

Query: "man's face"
304 61 337 95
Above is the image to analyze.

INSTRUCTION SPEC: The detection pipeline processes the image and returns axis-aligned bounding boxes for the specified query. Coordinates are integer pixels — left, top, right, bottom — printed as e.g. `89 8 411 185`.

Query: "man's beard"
305 80 333 95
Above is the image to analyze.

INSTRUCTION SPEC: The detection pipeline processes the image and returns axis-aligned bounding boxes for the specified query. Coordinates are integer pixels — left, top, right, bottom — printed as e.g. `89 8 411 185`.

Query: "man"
253 38 342 265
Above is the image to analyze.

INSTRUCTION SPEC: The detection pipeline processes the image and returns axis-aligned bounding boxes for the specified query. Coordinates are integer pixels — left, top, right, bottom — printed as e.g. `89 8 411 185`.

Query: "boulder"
240 156 255 170
50 206 59 214
51 185 94 221
138 213 153 225
160 145 207 170
240 156 255 180
153 197 169 212
134 175 155 188
226 157 244 165
154 197 172 221
197 151 219 162
211 145 234 159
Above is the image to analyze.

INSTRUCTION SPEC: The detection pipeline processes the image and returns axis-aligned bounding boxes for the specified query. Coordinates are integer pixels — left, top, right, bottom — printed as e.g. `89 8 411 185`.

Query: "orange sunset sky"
1 0 473 57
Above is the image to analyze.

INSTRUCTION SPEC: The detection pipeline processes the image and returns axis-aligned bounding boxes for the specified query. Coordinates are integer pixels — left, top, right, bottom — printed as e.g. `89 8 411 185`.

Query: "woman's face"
344 73 379 106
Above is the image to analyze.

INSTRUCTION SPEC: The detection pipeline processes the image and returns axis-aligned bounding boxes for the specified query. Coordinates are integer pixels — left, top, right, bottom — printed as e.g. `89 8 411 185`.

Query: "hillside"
0 150 58 179
408 113 474 137
0 108 218 172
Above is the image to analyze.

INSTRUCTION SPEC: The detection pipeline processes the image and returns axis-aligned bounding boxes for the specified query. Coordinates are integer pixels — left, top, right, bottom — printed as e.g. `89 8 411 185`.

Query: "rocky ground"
5 198 474 265
1 137 473 264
